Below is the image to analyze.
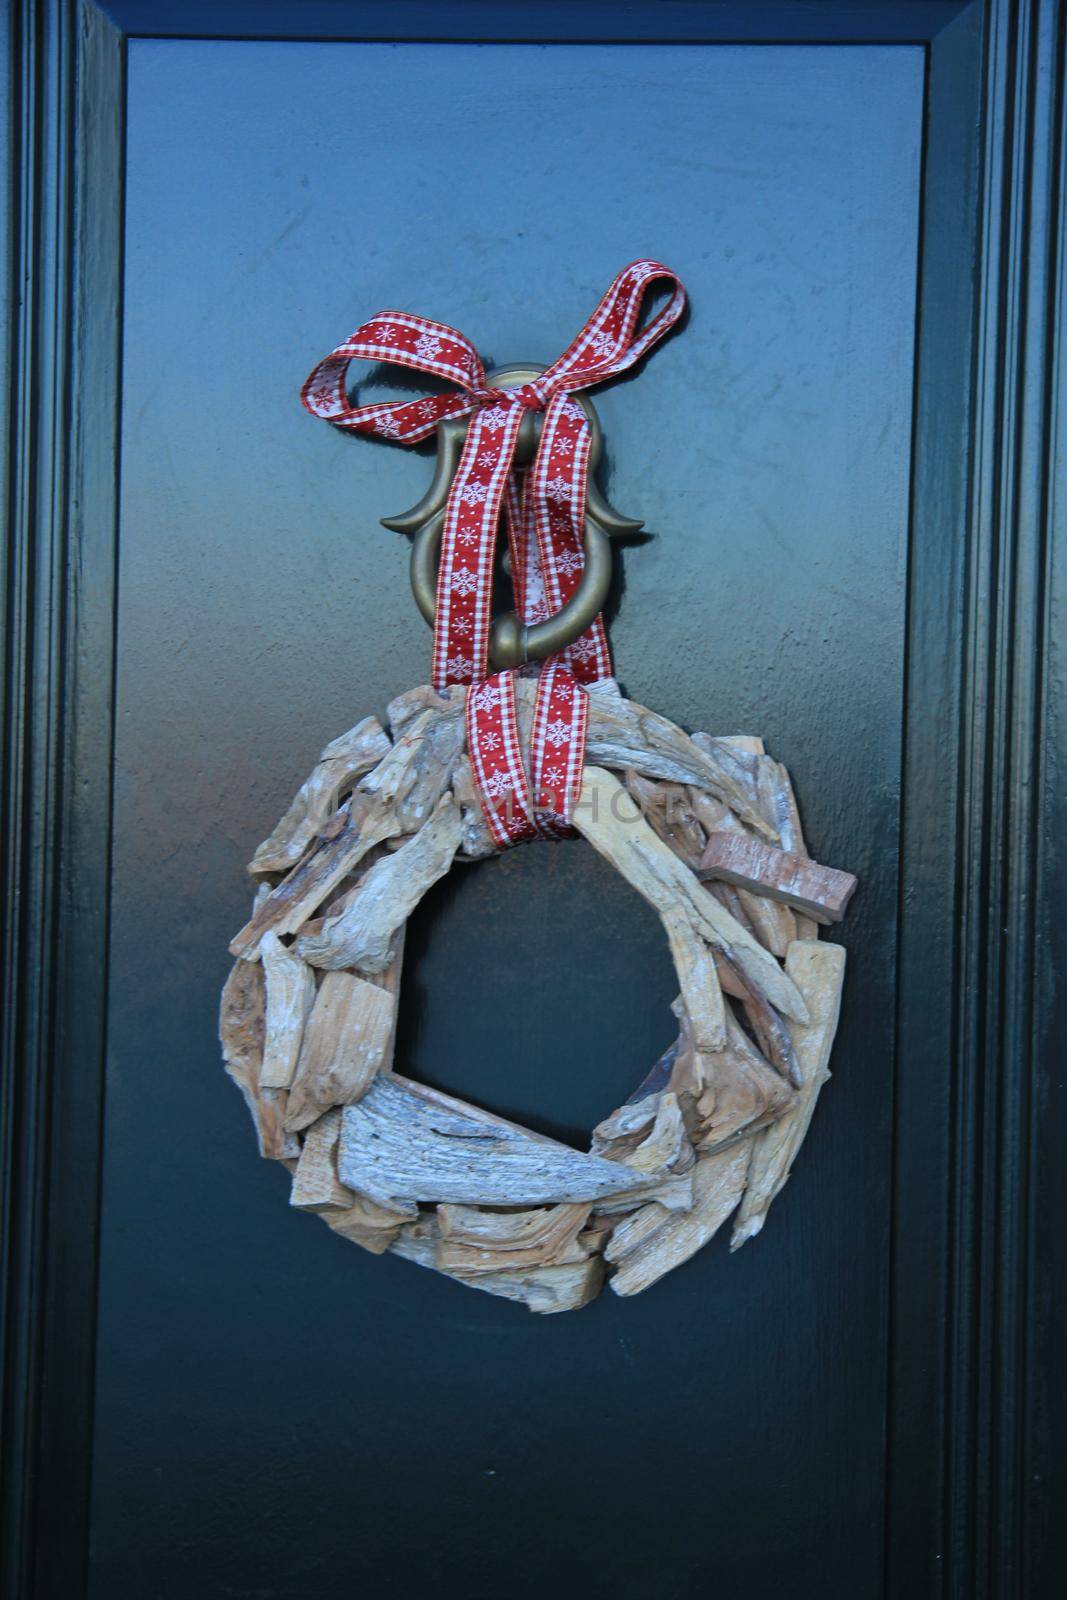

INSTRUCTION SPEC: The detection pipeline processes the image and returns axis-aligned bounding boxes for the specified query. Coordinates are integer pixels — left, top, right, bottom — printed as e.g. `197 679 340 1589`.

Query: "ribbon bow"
302 260 686 845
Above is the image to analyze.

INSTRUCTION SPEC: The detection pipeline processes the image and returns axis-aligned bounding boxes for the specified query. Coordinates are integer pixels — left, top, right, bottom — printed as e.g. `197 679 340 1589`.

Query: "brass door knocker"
381 364 644 669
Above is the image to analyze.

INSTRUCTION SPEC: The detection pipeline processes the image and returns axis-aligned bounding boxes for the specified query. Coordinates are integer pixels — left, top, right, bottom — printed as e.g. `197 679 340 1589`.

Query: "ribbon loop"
302 260 686 846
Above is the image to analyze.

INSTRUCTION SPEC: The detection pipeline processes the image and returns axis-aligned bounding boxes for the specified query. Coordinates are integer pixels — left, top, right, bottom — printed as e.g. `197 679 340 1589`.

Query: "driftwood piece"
435 1201 594 1274
387 683 461 737
684 1006 796 1150
756 756 820 940
451 756 498 859
258 930 317 1089
436 1234 592 1275
716 734 765 755
609 1142 752 1297
623 772 707 869
285 968 397 1132
574 767 809 1024
392 1214 606 1313
738 891 796 957
323 1190 414 1253
358 705 465 832
290 1108 353 1211
295 798 462 972
220 956 264 1085
249 716 392 875
229 801 401 959
437 1201 592 1257
339 1073 659 1210
660 905 727 1052
226 683 853 1309
686 786 800 944
593 1171 695 1213
585 697 773 839
712 948 802 1088
732 941 846 1247
220 956 300 1161
707 879 759 940
592 1090 695 1177
700 831 857 925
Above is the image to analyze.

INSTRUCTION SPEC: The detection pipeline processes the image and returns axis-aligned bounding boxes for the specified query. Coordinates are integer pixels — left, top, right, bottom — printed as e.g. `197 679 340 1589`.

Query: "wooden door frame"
2 2 1063 1595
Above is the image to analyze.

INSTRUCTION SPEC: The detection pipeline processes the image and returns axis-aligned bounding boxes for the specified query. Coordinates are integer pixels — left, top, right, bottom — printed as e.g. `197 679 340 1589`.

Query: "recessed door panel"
92 40 922 1599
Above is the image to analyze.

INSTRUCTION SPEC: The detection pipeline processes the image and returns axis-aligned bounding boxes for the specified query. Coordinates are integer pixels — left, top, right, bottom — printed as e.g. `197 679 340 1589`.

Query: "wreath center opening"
393 838 678 1148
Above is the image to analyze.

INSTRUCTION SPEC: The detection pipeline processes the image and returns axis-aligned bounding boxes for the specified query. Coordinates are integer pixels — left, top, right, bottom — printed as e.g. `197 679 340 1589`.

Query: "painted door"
92 36 922 1599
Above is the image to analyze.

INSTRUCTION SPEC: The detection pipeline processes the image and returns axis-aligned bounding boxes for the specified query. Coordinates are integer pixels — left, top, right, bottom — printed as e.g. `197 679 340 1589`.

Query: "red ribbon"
302 261 685 847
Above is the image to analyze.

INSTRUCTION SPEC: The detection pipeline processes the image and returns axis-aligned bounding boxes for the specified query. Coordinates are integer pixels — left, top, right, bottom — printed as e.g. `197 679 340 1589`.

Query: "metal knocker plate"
382 365 641 670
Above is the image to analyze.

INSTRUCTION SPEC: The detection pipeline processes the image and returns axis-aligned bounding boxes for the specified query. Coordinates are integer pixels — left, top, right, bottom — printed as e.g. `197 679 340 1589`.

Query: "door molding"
2 3 1062 1595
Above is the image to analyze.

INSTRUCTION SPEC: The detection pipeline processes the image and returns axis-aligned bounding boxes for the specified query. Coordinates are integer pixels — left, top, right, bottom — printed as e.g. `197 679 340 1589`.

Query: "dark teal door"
92 36 921 1599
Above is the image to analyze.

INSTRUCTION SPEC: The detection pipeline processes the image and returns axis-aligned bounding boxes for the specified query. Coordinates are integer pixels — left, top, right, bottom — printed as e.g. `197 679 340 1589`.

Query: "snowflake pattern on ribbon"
467 664 589 847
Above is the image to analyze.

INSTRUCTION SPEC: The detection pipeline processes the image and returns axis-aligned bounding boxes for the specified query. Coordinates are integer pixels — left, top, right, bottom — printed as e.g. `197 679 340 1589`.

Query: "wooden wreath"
221 677 855 1313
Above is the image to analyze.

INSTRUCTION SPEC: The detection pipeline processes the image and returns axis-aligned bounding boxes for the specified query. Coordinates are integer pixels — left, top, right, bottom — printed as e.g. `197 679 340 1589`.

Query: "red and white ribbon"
302 261 686 844
466 663 590 849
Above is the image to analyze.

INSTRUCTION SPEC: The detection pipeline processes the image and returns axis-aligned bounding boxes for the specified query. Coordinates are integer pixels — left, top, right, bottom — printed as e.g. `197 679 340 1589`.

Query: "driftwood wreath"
221 677 854 1312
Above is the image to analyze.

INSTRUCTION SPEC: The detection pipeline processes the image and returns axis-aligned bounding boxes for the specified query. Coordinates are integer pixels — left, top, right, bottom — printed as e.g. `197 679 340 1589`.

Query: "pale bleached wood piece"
695 1007 796 1150
584 675 624 702
592 1095 659 1148
391 1215 605 1313
285 969 396 1132
737 891 797 958
358 705 465 831
634 1093 696 1171
637 834 810 1023
660 905 727 1052
623 772 706 869
604 1200 673 1264
249 716 392 875
258 929 317 1089
610 1142 752 1297
338 1073 660 1209
437 1201 592 1255
219 956 300 1160
585 699 774 839
573 768 809 1023
687 787 743 837
323 1189 414 1253
255 1091 301 1163
374 924 406 1074
436 1218 593 1275
594 1171 694 1213
732 940 846 1248
387 683 461 737
700 831 857 925
436 1239 591 1276
688 729 767 829
711 948 802 1088
230 800 400 959
220 956 263 1085
295 798 462 973
715 735 765 755
756 756 805 852
290 1109 354 1212
592 1091 694 1175
707 878 759 940
451 756 498 860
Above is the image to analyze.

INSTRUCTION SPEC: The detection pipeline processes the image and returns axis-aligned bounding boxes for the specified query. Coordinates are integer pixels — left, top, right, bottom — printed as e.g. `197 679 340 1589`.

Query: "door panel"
92 40 922 1598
